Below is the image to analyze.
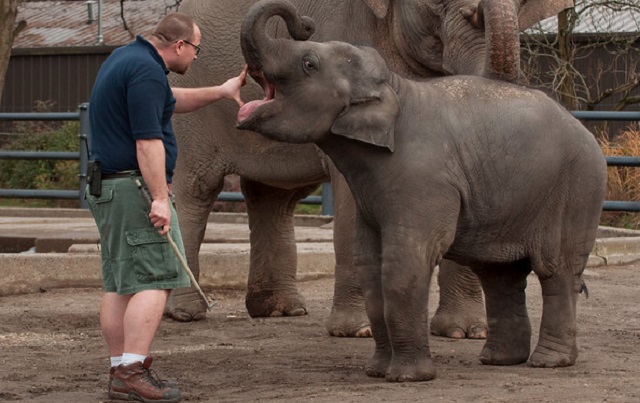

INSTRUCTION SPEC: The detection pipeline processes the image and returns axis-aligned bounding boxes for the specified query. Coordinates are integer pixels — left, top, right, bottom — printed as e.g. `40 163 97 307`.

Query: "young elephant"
237 0 607 382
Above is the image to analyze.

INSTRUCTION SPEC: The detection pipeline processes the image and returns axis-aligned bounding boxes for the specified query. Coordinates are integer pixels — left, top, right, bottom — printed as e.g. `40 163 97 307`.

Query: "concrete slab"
0 208 335 296
0 208 638 296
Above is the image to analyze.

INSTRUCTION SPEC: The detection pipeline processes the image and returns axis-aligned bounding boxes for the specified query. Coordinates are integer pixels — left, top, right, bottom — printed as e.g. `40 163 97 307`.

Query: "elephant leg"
325 164 370 337
529 268 581 368
431 259 487 339
355 218 389 378
166 172 223 322
382 230 437 382
474 261 532 365
242 178 318 317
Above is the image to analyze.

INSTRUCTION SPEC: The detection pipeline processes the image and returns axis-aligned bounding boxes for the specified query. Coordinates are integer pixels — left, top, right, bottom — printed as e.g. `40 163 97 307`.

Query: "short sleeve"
126 65 169 140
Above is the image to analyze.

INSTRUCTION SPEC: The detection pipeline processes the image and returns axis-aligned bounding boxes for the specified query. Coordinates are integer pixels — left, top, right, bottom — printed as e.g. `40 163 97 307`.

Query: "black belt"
102 171 141 180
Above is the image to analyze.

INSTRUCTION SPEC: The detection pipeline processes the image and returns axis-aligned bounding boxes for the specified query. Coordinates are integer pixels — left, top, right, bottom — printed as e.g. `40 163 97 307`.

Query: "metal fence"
0 106 639 213
0 103 330 212
575 111 640 212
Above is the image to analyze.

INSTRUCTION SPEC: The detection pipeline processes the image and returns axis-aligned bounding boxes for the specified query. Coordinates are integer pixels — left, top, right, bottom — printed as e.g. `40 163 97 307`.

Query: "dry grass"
598 126 640 229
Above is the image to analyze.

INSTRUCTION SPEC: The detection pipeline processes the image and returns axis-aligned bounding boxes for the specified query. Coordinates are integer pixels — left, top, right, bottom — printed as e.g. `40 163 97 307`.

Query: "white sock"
110 356 122 368
120 353 146 366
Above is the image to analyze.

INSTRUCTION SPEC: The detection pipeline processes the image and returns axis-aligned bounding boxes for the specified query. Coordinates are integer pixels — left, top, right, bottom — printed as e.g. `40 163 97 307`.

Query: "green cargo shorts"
85 173 191 295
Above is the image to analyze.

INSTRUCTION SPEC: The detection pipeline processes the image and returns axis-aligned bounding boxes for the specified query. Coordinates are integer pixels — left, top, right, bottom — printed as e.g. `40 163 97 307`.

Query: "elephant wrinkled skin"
168 0 573 339
237 0 607 381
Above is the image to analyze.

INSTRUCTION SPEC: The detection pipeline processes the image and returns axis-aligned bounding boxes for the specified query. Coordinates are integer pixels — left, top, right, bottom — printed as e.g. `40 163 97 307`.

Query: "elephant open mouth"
237 69 276 128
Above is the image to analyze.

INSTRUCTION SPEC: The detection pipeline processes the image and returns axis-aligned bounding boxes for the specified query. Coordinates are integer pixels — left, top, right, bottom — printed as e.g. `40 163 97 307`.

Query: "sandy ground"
1 263 639 403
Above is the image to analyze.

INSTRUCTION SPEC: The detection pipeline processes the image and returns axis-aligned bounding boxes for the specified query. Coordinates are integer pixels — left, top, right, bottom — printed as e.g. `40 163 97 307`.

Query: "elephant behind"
167 0 574 339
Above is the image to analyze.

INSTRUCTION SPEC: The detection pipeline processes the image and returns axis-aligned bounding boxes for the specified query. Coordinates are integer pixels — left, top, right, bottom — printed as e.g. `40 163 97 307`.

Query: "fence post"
78 103 90 209
321 182 333 216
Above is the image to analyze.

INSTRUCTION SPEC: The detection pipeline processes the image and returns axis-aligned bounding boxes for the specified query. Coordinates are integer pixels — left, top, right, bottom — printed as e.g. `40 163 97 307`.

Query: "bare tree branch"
521 0 640 114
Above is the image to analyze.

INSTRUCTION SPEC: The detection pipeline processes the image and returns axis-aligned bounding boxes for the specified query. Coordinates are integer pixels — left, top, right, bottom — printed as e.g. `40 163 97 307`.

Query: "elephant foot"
479 341 530 366
430 311 487 339
165 288 208 322
529 342 577 368
245 289 307 317
385 356 436 382
325 309 372 337
365 350 391 378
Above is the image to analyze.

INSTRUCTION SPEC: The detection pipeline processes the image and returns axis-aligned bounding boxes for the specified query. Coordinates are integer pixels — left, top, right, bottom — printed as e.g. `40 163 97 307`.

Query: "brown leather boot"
109 366 178 394
109 357 182 402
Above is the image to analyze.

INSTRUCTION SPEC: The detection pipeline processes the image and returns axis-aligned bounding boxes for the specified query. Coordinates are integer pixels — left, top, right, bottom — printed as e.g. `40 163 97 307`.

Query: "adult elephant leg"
431 259 487 339
325 163 371 337
242 178 318 317
166 168 224 322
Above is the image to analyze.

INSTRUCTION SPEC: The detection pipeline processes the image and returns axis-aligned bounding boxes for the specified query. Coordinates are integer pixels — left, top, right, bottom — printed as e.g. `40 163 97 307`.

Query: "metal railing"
0 107 638 213
0 103 332 213
576 111 640 212
0 104 91 208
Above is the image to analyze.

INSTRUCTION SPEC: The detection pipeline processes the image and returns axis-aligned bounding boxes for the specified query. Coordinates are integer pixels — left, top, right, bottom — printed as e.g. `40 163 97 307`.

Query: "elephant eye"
302 55 319 74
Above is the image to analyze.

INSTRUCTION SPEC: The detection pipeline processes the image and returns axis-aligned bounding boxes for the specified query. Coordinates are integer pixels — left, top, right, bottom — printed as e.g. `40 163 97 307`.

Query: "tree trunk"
557 9 577 110
0 0 26 106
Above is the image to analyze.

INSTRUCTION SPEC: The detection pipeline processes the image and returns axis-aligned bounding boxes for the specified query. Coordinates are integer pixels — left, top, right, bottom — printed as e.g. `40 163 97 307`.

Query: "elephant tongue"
237 77 275 124
237 99 265 123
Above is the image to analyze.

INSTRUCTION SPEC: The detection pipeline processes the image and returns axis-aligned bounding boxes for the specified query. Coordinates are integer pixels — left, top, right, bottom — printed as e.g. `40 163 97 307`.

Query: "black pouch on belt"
87 160 102 197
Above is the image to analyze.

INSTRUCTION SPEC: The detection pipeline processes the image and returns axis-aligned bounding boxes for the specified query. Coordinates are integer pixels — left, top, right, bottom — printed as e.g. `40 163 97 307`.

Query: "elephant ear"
361 0 390 19
330 83 399 152
518 0 575 30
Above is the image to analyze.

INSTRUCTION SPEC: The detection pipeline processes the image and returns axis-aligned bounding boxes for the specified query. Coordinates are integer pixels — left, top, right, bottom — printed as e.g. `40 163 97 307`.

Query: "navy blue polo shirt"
89 35 177 183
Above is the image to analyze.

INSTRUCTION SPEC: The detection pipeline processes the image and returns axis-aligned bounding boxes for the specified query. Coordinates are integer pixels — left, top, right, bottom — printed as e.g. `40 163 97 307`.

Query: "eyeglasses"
182 39 201 56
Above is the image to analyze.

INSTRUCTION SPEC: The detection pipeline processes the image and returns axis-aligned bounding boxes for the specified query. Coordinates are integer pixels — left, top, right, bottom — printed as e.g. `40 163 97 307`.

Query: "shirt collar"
136 35 170 75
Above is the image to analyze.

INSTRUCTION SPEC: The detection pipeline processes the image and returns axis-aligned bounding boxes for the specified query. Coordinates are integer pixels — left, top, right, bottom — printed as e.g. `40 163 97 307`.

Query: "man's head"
149 12 201 75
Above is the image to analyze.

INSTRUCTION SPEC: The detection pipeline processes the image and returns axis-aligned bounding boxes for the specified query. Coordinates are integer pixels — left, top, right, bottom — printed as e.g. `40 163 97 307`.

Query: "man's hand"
149 198 171 235
220 65 248 107
172 65 248 113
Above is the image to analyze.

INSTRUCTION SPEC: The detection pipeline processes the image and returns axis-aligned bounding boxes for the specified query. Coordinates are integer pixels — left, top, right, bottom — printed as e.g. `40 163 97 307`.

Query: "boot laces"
141 366 164 389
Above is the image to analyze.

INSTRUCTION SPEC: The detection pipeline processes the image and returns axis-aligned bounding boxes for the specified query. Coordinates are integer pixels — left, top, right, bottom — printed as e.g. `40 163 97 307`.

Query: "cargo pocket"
86 185 114 223
87 185 114 204
126 228 179 283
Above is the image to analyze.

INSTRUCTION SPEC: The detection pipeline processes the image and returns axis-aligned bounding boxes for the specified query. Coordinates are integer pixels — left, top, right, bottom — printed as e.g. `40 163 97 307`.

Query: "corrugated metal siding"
1 49 112 113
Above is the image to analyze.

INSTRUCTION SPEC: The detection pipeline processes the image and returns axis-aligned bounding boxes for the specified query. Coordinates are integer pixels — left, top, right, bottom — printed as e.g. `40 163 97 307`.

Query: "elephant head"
238 0 399 151
361 0 574 82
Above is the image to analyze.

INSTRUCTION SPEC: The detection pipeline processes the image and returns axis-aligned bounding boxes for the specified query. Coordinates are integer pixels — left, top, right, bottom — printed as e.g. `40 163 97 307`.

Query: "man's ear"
330 83 399 152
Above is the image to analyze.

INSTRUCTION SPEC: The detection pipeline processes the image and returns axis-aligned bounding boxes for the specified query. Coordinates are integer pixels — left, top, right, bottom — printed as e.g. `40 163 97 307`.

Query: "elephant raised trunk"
240 0 315 74
462 0 574 82
482 0 520 82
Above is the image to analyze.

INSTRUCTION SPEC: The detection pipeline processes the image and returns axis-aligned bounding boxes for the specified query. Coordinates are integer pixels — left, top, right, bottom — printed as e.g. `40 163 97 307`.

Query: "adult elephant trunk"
241 0 315 74
479 0 520 82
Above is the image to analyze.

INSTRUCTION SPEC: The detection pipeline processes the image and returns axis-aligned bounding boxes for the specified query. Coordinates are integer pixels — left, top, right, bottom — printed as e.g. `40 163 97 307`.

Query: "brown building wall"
1 47 116 113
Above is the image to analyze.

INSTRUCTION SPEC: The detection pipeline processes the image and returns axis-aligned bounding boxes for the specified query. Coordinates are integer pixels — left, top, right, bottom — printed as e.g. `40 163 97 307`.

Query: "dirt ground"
1 263 639 403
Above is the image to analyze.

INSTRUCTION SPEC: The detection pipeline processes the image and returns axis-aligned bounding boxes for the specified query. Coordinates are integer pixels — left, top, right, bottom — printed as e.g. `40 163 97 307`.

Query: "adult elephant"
167 0 574 339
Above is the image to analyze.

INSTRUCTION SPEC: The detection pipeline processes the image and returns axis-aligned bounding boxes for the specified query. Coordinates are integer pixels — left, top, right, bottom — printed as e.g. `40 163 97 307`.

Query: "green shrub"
0 120 81 207
294 184 323 215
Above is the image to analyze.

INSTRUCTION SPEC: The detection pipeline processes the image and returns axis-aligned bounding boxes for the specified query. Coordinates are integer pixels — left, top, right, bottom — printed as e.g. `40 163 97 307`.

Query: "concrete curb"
590 236 640 267
0 242 336 297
